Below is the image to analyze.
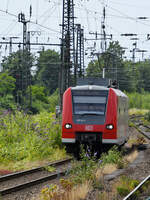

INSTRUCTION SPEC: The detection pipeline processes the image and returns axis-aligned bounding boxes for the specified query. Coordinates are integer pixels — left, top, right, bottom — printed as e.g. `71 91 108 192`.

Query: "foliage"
100 146 124 168
0 95 17 111
44 166 56 173
40 180 90 200
30 100 50 114
48 89 59 113
30 85 48 103
41 184 59 200
144 110 150 121
127 91 150 109
40 145 127 200
86 41 125 77
86 59 103 77
119 60 138 92
2 50 35 91
128 108 149 116
136 59 150 92
2 50 35 108
0 72 16 111
0 72 15 97
36 49 60 95
27 85 49 114
68 146 98 184
0 111 66 170
40 147 95 200
86 41 138 92
27 88 59 114
117 176 140 197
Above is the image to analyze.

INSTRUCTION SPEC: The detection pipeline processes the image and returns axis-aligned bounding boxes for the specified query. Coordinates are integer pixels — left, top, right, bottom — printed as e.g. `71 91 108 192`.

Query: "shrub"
0 95 16 111
127 92 150 109
117 176 140 197
100 146 124 168
68 146 98 184
145 110 150 121
0 111 65 169
48 89 59 113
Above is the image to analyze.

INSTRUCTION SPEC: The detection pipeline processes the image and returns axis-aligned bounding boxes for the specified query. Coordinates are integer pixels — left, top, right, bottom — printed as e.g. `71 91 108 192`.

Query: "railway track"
0 158 72 196
130 115 150 140
122 115 150 199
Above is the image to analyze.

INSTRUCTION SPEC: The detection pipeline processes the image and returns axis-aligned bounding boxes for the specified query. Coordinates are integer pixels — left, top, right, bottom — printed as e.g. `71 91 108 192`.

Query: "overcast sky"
0 0 150 63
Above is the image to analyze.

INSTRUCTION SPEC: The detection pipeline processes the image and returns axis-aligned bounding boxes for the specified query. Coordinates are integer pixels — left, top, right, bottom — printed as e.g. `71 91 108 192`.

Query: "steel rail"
0 170 66 196
123 175 150 200
133 123 150 140
0 158 72 182
130 116 150 140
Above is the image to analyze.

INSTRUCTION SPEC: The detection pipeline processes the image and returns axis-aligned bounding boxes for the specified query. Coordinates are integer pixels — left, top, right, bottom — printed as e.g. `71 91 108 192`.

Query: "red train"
62 83 129 152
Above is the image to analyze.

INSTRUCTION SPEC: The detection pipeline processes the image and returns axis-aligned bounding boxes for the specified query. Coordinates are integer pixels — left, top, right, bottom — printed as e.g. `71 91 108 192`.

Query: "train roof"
112 88 128 98
71 85 128 98
71 85 109 91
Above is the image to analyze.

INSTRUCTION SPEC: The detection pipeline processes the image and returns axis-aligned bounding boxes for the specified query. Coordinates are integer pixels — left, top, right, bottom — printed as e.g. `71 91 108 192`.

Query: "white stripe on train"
62 137 127 145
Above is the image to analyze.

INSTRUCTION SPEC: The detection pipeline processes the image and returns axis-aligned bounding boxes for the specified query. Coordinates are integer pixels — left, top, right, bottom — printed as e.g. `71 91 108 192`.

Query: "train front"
62 85 112 149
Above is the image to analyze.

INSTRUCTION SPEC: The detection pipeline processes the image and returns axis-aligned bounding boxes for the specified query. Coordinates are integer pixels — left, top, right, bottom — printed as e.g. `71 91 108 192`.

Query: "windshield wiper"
80 113 101 116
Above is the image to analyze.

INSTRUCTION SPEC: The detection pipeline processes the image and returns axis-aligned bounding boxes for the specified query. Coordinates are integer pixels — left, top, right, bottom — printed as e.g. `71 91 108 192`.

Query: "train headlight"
106 124 114 130
65 123 72 129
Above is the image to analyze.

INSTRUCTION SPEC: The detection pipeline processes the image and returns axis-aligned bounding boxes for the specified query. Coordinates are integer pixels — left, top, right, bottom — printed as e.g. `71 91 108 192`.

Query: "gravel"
86 126 150 200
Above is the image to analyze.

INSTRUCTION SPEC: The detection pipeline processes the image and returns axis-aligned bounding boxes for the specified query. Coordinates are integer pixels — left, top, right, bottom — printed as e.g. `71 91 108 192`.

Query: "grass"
127 92 150 110
38 145 142 200
39 180 91 200
117 176 140 197
0 111 67 171
39 145 128 200
129 108 149 116
100 145 125 169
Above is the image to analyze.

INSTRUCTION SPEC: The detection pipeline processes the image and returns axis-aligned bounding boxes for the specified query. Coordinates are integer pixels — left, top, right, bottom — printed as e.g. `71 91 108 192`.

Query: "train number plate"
85 125 93 131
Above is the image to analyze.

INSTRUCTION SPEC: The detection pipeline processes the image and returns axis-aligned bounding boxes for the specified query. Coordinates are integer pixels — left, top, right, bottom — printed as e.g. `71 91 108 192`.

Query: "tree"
136 59 150 92
2 50 35 105
36 49 60 95
118 60 138 92
86 59 103 77
0 72 15 97
2 50 35 80
86 41 125 77
86 41 137 92
0 72 16 110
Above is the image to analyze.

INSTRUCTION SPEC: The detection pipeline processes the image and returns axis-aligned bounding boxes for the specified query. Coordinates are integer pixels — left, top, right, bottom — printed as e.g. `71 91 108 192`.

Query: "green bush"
68 146 98 184
28 88 59 114
127 91 150 109
48 89 59 113
0 95 17 111
145 111 150 121
0 111 65 167
117 187 129 196
117 176 140 197
100 146 124 168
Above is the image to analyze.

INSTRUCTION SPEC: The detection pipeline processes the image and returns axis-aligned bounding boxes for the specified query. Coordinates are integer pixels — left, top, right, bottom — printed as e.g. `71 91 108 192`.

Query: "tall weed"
127 92 150 109
0 111 65 168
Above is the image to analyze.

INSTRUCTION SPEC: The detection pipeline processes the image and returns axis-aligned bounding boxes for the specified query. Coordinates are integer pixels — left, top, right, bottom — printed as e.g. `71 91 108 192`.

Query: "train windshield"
73 96 107 115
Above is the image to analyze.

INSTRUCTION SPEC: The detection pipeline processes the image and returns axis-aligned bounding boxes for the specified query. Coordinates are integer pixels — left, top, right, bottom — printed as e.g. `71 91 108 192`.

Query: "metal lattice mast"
101 7 106 53
18 13 32 109
60 0 75 100
75 24 84 79
80 28 84 77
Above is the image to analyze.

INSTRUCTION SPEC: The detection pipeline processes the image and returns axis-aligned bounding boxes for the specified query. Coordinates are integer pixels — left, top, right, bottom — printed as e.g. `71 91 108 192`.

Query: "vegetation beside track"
40 146 131 200
127 91 150 110
0 111 66 171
